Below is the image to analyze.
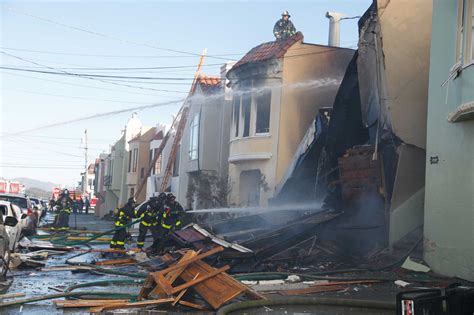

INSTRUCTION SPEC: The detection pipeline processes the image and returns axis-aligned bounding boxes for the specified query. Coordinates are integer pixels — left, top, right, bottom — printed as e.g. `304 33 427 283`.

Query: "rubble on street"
0 211 471 314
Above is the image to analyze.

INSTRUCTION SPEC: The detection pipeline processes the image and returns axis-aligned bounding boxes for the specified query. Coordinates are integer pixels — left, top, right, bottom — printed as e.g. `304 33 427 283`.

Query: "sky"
0 0 372 187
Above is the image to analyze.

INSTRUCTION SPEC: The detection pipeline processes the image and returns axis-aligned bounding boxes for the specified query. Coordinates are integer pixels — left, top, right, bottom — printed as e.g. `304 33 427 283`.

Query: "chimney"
325 11 345 47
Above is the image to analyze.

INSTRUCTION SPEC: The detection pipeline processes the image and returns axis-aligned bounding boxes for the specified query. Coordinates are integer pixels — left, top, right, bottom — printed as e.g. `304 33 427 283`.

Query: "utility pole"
84 129 88 195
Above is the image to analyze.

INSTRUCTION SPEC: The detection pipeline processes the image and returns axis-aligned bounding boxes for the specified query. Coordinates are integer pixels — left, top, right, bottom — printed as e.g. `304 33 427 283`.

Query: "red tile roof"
232 32 304 70
196 75 221 95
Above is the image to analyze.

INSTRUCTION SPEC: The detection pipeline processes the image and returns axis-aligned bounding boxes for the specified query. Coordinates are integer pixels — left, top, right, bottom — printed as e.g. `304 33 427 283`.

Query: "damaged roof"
231 31 304 70
196 75 221 95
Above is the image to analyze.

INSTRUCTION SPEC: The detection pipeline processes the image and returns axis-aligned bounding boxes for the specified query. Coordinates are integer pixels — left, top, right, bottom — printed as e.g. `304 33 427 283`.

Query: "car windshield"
0 205 7 216
0 196 27 209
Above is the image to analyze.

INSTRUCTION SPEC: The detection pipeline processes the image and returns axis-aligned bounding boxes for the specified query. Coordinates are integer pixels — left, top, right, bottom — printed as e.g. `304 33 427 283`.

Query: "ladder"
134 49 207 199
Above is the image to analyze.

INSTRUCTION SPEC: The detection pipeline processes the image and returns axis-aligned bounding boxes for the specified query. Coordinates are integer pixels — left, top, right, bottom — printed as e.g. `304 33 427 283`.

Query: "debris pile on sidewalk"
139 246 265 310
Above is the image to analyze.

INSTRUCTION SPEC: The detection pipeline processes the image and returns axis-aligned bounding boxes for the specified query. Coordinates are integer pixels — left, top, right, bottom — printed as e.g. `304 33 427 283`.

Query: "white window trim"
254 88 272 135
456 0 474 65
188 113 199 161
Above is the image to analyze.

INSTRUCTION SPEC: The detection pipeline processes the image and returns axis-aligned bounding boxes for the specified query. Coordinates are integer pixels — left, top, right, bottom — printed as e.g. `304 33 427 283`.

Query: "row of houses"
89 0 473 281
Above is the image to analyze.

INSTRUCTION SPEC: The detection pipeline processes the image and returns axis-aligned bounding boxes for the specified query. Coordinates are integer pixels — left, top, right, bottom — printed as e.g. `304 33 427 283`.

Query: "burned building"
275 0 433 256
226 32 354 207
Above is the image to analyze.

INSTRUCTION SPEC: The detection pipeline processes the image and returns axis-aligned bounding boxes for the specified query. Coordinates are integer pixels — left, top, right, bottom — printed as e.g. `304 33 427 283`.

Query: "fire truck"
0 180 22 194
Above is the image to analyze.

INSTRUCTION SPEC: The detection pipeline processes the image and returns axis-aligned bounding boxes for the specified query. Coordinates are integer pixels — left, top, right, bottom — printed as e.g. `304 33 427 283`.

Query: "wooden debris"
178 300 207 310
89 298 174 313
54 299 129 308
172 273 199 306
95 258 136 266
0 293 25 300
41 266 93 272
139 247 265 309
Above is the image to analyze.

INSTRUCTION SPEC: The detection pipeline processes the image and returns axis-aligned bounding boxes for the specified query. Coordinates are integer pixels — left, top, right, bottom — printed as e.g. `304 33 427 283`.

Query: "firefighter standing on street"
135 193 166 250
153 193 184 252
273 10 296 40
110 197 136 249
52 189 73 230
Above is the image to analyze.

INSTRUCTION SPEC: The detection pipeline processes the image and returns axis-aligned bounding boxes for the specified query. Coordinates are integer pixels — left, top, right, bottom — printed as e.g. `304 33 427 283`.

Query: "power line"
4 89 177 104
6 7 237 61
1 98 185 137
0 46 243 58
1 51 194 93
0 62 224 71
0 66 196 80
1 71 186 96
0 165 84 169
3 136 107 150
0 133 115 142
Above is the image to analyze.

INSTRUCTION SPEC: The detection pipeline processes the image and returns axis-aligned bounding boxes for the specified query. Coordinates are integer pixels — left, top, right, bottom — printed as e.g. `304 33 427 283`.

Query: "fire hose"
49 218 142 246
216 297 396 315
0 292 138 308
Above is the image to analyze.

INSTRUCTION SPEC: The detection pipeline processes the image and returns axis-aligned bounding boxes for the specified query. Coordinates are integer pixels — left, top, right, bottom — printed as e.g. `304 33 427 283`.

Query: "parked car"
0 194 37 234
0 201 27 251
29 197 44 219
0 201 25 280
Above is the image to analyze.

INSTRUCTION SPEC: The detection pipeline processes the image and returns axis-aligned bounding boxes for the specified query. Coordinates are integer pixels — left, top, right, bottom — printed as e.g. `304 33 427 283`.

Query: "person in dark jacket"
151 193 184 252
53 189 73 230
110 197 136 249
135 193 166 249
84 197 90 214
273 10 296 40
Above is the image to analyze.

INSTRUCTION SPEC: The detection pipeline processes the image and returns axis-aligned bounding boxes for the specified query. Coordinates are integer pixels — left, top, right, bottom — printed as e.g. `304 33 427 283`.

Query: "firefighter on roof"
135 193 166 250
110 197 136 249
273 10 296 40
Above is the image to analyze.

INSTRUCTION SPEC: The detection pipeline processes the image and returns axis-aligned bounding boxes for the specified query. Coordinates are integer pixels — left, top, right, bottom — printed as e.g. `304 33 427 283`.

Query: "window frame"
132 148 139 172
255 89 271 135
457 0 474 66
188 113 200 161
232 94 241 139
241 93 251 138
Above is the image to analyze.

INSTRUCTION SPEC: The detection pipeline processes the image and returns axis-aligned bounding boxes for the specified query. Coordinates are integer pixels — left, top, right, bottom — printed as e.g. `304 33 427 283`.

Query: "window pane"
189 114 199 160
471 2 474 60
242 93 251 137
232 95 241 137
256 90 271 133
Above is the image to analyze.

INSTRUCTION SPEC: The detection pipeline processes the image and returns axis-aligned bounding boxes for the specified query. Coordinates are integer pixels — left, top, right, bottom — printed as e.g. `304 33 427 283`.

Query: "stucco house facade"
177 66 233 210
126 126 155 203
226 32 354 206
424 0 474 281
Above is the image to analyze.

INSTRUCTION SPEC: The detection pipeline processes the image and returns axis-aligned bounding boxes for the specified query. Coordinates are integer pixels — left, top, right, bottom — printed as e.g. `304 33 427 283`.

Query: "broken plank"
95 258 135 266
278 285 346 296
169 265 230 295
178 300 208 310
0 293 25 299
148 250 200 299
89 298 174 313
41 266 92 272
55 300 129 308
156 246 223 275
172 273 200 306
179 260 245 309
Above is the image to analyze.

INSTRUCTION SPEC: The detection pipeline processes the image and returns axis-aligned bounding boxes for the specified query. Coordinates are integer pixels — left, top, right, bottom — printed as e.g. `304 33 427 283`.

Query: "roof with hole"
231 32 304 70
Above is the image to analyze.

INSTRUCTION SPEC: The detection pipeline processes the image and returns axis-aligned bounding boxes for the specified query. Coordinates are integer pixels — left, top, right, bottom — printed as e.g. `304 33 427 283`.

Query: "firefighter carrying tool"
152 193 184 252
52 189 73 230
110 197 136 249
135 193 166 249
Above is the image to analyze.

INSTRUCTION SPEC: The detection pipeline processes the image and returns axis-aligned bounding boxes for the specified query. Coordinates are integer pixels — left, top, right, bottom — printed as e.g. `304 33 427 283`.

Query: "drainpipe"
325 11 345 47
